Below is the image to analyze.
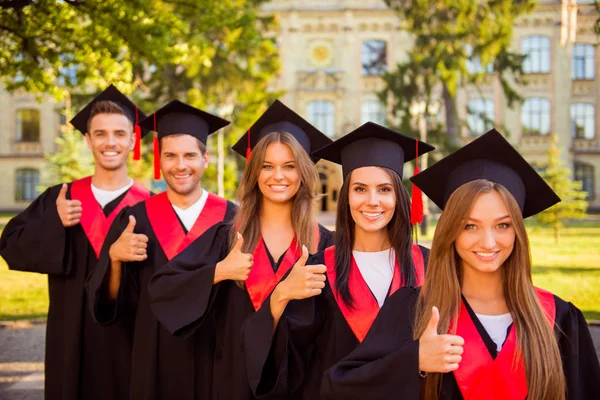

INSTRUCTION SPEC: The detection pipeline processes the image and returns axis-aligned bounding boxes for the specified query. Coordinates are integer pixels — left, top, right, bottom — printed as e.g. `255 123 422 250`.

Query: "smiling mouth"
173 173 192 180
269 184 289 192
101 151 120 157
361 211 383 220
473 251 499 260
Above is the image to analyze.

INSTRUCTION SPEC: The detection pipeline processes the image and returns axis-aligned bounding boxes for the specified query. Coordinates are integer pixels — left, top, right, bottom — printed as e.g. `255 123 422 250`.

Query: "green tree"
381 0 535 150
535 135 588 244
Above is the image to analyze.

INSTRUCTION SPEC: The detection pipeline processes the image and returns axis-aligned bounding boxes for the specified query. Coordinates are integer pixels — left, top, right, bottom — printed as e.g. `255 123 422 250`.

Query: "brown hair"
86 100 132 134
158 134 207 156
231 131 320 255
334 167 416 308
413 179 565 400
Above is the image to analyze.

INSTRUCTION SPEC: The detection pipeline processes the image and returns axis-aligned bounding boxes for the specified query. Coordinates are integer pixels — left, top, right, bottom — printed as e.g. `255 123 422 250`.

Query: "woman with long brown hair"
321 129 600 400
241 122 435 400
147 100 334 400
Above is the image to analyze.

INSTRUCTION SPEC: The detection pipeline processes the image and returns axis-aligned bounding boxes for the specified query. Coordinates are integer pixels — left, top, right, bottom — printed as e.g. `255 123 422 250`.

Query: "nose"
480 228 497 250
273 166 284 180
366 188 379 207
176 156 186 170
106 132 117 146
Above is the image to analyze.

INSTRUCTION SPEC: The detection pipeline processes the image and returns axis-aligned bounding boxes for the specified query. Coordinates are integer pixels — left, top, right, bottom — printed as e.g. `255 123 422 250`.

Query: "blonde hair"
230 132 320 255
413 179 565 400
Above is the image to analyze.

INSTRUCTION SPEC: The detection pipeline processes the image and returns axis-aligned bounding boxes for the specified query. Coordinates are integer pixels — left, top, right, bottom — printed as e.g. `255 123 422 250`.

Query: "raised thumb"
234 232 244 252
425 306 440 335
125 215 137 233
58 183 68 200
296 245 309 267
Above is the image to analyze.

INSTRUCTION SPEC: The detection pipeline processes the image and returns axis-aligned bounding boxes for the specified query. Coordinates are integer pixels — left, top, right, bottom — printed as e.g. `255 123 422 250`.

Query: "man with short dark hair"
0 85 151 400
87 100 237 399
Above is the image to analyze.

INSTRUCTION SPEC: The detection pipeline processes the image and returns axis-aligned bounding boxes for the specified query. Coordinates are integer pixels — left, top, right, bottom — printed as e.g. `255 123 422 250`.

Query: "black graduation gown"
85 196 237 400
0 183 147 400
148 223 334 400
242 246 430 400
321 287 600 400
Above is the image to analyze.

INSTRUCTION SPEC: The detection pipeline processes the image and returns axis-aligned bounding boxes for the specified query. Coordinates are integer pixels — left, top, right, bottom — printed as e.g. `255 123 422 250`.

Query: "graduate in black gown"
86 100 236 400
242 122 435 399
321 129 600 400
147 100 334 400
0 85 152 400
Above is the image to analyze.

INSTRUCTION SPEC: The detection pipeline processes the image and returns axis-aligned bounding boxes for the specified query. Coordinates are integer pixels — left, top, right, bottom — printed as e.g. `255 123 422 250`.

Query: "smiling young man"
0 85 152 400
86 100 236 399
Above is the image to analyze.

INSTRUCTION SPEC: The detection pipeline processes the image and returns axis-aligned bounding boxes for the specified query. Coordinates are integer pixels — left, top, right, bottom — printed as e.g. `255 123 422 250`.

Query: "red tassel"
133 107 141 160
410 140 423 225
245 129 252 163
153 113 160 180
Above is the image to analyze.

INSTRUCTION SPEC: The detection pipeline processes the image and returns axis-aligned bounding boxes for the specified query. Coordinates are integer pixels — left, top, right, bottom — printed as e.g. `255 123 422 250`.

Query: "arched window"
572 44 595 80
360 100 386 126
16 109 41 142
571 103 595 139
522 36 551 73
307 101 335 137
521 98 551 136
467 99 494 136
574 162 595 200
15 168 40 201
361 40 387 76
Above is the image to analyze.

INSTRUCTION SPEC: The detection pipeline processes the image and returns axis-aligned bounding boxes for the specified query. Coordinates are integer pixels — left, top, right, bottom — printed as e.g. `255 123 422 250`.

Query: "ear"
203 150 210 165
84 133 92 150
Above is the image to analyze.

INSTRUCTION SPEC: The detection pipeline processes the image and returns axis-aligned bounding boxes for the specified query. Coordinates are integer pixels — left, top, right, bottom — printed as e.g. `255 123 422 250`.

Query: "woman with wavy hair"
242 122 435 400
321 129 600 400
147 100 334 400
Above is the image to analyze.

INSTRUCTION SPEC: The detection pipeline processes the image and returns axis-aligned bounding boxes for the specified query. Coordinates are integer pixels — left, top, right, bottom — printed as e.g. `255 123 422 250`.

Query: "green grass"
0 221 598 321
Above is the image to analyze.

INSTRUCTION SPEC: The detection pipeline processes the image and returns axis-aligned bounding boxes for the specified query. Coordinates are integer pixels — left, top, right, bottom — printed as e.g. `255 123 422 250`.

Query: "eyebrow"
467 215 511 222
352 181 393 187
92 129 127 134
263 160 296 164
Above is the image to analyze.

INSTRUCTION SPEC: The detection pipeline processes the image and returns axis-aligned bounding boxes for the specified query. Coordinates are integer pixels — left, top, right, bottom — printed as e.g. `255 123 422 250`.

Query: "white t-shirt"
91 179 134 209
475 312 513 352
172 190 209 232
352 248 395 307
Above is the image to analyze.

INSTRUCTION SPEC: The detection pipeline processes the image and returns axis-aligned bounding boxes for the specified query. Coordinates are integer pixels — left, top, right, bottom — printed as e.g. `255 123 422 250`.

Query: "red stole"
145 191 227 261
70 176 150 258
325 244 425 342
245 225 320 311
453 287 556 400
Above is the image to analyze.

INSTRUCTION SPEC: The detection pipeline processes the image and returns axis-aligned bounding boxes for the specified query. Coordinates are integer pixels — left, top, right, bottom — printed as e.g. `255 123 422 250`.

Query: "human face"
348 166 396 235
258 142 301 205
455 190 516 275
161 135 208 196
85 113 134 172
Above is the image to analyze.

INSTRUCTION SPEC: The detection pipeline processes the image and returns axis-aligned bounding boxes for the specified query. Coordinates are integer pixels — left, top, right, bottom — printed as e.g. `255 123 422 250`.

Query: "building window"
307 101 335 138
360 100 386 126
15 169 40 202
572 44 595 80
522 36 551 73
571 103 595 139
521 98 551 136
466 44 494 74
16 109 41 142
467 99 494 136
574 162 595 200
361 40 387 76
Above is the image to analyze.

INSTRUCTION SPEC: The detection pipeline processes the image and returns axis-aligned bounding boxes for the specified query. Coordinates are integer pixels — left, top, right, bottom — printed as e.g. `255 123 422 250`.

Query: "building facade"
0 87 60 212
263 0 600 211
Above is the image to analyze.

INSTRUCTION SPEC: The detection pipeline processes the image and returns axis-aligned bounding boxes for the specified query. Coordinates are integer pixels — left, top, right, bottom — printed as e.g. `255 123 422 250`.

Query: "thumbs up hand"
214 233 254 283
109 215 149 262
56 184 83 227
418 306 464 373
276 246 326 301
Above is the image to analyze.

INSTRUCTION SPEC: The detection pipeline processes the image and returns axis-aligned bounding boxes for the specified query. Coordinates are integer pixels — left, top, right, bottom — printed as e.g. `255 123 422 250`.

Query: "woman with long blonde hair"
321 129 600 400
241 123 435 400
148 100 334 400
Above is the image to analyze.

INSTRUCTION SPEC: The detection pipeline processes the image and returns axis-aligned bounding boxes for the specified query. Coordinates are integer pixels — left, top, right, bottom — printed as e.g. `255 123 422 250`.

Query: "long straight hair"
413 179 565 400
334 167 415 308
230 132 320 255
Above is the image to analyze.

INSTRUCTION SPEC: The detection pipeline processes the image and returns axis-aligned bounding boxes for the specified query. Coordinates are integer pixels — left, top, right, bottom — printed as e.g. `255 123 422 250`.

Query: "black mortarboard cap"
138 99 230 144
69 84 149 137
410 129 560 218
231 100 332 161
311 122 435 179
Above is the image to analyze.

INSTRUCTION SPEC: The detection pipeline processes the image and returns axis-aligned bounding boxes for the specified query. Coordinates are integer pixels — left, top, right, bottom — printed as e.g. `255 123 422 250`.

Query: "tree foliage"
381 0 535 150
535 135 588 244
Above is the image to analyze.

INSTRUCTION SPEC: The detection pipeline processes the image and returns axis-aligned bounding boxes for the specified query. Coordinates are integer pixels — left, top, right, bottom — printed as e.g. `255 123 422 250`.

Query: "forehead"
161 134 202 152
468 191 510 219
264 142 295 162
349 166 392 185
89 113 132 132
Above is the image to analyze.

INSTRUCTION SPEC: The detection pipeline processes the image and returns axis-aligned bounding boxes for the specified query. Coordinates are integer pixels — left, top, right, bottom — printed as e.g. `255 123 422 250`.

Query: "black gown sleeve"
556 298 600 399
320 287 422 400
0 185 69 276
148 222 230 338
85 207 136 325
243 252 326 398
418 245 430 271
317 224 335 251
